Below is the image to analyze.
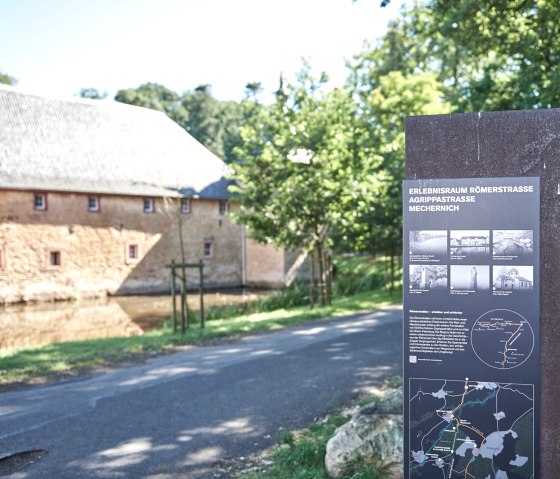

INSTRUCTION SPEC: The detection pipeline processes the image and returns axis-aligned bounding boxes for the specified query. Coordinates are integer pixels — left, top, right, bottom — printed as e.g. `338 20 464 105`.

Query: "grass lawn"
0 286 402 384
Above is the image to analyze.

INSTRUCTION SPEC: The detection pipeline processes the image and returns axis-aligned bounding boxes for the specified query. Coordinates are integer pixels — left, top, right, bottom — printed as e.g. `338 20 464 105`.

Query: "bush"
332 255 386 297
196 282 310 323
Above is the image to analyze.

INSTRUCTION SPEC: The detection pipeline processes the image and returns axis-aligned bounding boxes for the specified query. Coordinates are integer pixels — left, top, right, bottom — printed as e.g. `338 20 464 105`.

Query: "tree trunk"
309 248 315 309
389 246 395 296
316 242 326 306
324 250 332 305
384 255 390 290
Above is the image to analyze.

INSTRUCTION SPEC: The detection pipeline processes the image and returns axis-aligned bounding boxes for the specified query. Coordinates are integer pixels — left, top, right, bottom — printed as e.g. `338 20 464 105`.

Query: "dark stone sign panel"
403 177 540 479
405 109 560 479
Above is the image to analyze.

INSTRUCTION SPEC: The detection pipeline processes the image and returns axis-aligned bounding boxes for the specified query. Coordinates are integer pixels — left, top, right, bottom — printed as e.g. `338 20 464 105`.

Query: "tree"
232 68 357 306
353 0 560 111
336 70 451 291
114 82 188 125
180 84 227 158
79 88 108 100
342 0 560 286
0 71 17 85
115 82 247 164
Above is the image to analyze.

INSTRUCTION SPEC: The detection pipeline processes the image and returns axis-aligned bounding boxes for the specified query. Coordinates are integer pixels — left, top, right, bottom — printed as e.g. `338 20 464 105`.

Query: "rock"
325 387 404 479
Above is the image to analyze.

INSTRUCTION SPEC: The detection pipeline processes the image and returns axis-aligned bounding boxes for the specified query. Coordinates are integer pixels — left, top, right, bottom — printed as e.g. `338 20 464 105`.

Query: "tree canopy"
79 88 108 100
354 0 560 111
0 71 17 86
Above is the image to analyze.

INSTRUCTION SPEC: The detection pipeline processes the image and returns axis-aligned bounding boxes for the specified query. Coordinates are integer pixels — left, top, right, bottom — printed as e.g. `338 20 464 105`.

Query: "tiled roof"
0 85 232 198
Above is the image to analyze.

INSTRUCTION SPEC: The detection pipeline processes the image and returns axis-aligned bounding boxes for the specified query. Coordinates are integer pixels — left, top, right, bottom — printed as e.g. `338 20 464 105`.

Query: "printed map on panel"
409 378 533 479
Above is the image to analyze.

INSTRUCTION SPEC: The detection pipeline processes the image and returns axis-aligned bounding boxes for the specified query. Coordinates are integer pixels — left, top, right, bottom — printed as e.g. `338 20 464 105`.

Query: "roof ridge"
0 88 232 199
0 84 169 119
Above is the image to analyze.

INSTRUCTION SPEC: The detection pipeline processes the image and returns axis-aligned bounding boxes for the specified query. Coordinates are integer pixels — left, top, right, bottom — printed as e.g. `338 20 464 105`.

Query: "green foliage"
114 82 252 163
354 0 560 111
277 429 296 447
332 255 388 296
384 374 403 389
231 66 363 303
114 82 187 123
79 87 108 99
342 0 560 262
241 414 349 479
338 69 451 262
240 412 388 479
232 67 355 250
0 71 17 85
200 282 310 321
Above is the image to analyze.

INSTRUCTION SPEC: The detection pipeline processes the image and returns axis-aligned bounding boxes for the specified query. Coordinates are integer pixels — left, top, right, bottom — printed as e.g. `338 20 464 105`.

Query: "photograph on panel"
409 264 447 290
450 265 490 292
449 230 490 257
409 230 447 255
492 230 534 257
492 266 534 291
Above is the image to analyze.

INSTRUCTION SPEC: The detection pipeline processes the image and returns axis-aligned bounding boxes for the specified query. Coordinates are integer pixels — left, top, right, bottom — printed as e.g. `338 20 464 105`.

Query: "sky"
0 0 405 102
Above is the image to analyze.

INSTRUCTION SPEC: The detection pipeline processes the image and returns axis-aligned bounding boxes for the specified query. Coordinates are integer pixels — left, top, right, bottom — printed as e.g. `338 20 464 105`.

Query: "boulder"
325 387 403 479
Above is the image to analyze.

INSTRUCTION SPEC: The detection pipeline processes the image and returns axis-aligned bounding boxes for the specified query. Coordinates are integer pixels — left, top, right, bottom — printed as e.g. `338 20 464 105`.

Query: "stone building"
0 86 302 304
493 268 533 291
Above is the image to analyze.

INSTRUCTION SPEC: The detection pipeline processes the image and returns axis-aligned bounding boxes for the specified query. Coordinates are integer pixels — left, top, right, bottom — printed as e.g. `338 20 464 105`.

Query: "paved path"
0 306 403 478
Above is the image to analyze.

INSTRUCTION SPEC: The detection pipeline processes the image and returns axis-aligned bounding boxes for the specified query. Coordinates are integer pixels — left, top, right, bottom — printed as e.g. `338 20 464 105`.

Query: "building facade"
0 86 300 304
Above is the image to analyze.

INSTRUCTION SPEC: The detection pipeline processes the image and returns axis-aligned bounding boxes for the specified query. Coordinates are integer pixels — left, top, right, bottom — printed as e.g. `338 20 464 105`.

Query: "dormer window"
34 193 47 211
219 200 229 215
143 198 155 213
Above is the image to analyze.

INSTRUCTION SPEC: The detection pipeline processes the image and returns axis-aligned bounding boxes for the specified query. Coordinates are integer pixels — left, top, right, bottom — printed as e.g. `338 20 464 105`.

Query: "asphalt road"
0 306 403 478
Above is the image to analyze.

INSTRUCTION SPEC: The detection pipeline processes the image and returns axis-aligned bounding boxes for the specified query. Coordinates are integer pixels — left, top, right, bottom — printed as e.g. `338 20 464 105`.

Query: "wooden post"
170 260 177 333
181 263 191 329
167 261 209 334
199 259 205 328
180 269 186 334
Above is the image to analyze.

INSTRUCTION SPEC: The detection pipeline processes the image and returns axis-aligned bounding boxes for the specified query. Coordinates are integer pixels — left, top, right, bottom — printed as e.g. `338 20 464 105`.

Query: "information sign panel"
403 177 539 479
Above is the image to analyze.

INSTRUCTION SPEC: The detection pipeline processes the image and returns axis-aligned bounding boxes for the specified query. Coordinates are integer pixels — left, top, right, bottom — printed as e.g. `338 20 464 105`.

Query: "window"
143 198 155 213
181 198 191 214
219 200 229 215
203 239 214 259
125 242 141 264
49 250 61 267
88 196 100 212
34 193 47 211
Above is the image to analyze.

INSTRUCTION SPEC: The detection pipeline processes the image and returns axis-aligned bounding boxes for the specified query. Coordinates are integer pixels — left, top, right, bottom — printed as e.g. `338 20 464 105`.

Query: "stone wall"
0 190 244 303
245 239 286 288
245 239 310 288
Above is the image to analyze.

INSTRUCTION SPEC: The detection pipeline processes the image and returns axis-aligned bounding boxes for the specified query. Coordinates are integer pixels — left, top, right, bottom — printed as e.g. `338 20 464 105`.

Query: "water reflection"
0 289 268 351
